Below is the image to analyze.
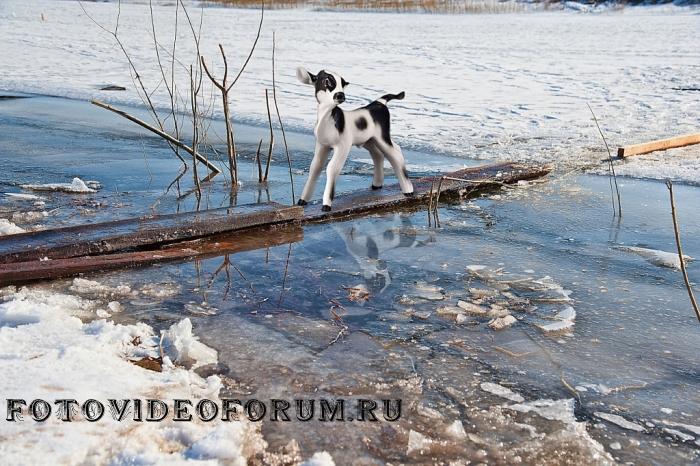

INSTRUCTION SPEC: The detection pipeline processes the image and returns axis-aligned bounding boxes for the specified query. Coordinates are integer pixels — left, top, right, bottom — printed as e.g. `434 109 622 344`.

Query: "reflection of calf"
336 215 425 294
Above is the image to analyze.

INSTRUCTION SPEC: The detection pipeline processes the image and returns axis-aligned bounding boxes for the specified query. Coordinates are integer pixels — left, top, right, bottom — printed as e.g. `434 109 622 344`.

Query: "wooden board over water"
0 162 550 285
0 224 303 286
302 162 551 223
0 202 302 264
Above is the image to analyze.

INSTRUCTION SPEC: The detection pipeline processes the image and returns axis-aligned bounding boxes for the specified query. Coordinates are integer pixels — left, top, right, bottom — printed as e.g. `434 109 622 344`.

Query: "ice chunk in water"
301 452 336 466
481 382 524 402
0 219 25 235
21 177 97 193
616 246 692 270
594 412 646 432
162 319 218 369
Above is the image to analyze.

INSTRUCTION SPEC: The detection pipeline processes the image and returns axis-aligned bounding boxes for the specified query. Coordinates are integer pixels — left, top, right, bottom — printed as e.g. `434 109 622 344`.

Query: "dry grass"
204 0 540 14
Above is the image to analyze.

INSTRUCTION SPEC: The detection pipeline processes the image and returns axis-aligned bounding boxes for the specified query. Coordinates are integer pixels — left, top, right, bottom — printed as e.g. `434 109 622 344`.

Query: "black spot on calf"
331 106 345 133
366 102 392 146
355 117 368 130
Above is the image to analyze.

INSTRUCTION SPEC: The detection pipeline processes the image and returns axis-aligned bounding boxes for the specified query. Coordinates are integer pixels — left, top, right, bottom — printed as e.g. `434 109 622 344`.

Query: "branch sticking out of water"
666 179 700 323
271 30 295 204
587 103 622 218
264 89 275 181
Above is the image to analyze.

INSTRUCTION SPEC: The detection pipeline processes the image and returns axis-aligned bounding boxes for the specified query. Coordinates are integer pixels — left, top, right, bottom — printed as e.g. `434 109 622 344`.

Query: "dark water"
1 95 698 464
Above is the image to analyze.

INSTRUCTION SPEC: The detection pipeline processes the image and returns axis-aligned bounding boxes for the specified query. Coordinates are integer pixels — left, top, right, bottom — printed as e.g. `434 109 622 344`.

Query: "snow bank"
1 1 699 182
0 286 267 464
0 219 25 236
21 177 98 193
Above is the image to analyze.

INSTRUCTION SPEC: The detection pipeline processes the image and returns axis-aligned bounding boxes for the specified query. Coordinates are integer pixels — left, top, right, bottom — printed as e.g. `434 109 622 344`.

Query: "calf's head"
296 67 349 106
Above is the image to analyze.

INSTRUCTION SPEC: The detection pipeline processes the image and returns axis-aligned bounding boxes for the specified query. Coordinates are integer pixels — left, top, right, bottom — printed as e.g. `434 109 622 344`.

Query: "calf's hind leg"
375 140 414 195
363 140 385 190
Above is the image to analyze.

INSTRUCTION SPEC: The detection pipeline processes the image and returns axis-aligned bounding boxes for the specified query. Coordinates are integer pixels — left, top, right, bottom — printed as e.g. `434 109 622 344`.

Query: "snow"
21 177 97 193
0 218 25 235
162 318 219 369
301 452 336 466
1 1 699 181
616 246 692 270
0 285 265 464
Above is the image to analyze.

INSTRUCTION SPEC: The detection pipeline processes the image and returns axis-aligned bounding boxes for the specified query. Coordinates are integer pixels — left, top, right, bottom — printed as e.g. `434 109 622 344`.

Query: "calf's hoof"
403 191 415 197
371 184 383 190
322 205 332 212
297 199 308 206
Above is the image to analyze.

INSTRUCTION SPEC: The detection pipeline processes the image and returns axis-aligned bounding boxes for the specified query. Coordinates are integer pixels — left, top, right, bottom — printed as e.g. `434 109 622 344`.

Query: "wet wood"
617 132 700 158
0 203 302 264
0 162 549 285
300 162 552 223
0 224 303 286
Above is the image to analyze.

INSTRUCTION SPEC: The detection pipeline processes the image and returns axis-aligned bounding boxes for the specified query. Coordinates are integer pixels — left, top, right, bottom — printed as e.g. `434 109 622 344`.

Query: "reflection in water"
335 214 431 295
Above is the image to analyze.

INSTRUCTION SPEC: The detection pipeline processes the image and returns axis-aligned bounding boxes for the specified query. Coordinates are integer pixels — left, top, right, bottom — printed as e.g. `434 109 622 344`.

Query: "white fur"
296 67 414 210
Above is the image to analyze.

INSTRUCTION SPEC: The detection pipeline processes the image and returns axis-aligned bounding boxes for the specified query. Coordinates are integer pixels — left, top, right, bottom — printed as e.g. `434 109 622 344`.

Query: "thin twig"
189 65 202 198
255 138 264 183
666 180 700 323
434 176 444 228
427 179 435 227
264 89 275 181
228 1 265 89
91 100 220 173
587 103 622 217
79 0 184 164
271 31 295 203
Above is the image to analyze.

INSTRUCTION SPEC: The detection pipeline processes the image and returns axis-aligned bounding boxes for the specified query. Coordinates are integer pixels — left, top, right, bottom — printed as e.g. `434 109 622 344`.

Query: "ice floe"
616 246 692 270
0 218 25 235
21 177 99 193
594 412 646 432
481 382 525 403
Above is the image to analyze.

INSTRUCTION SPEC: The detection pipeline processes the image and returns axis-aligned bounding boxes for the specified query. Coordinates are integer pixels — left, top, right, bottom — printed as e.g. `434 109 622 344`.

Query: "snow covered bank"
0 285 333 464
1 1 699 182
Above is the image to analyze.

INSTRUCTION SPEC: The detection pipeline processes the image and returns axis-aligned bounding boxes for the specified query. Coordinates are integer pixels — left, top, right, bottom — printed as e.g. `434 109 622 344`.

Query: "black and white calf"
296 67 414 211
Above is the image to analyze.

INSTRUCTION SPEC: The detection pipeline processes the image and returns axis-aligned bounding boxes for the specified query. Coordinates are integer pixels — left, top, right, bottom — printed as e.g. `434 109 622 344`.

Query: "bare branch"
666 179 700 323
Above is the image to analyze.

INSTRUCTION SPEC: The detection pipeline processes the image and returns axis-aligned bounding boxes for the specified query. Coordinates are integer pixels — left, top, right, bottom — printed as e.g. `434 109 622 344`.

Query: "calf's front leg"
322 143 351 211
298 142 330 206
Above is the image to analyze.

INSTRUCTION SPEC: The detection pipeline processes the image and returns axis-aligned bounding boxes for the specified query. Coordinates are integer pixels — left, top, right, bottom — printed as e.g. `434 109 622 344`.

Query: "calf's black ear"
341 77 349 87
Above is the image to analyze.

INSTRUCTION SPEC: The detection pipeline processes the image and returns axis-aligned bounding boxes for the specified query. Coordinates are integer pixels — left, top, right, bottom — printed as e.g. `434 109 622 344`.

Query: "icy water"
1 95 699 464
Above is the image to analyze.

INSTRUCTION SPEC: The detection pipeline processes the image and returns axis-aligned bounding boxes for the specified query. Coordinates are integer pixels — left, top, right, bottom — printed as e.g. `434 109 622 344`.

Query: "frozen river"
1 0 699 181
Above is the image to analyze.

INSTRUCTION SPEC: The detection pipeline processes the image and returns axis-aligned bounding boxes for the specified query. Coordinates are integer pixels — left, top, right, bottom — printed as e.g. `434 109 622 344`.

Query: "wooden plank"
300 162 552 223
0 224 303 286
0 202 302 264
0 162 550 286
617 132 700 158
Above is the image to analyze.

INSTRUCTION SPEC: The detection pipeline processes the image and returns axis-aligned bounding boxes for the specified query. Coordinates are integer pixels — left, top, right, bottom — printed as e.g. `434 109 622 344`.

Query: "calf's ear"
296 66 317 85
341 77 349 87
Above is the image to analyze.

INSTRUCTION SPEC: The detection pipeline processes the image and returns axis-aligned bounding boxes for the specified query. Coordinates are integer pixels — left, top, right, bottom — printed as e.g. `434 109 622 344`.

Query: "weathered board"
0 162 550 285
301 161 551 223
0 202 302 264
617 132 700 158
0 224 302 286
